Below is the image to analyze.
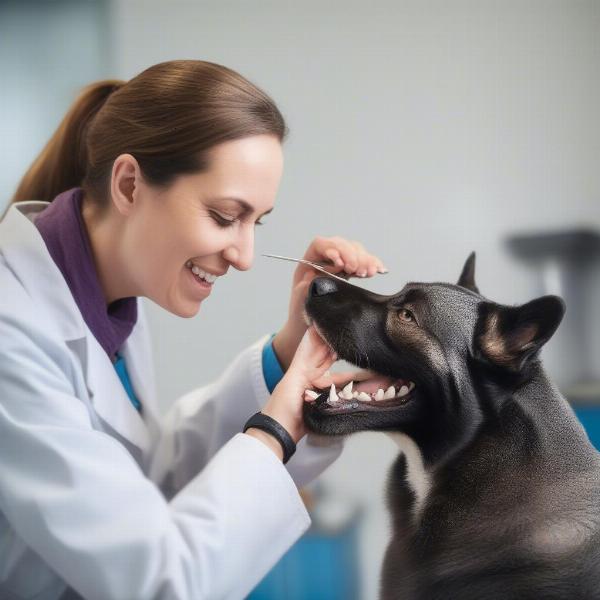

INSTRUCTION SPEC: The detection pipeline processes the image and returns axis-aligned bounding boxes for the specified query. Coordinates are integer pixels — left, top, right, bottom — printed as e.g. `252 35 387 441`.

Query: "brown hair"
10 60 287 207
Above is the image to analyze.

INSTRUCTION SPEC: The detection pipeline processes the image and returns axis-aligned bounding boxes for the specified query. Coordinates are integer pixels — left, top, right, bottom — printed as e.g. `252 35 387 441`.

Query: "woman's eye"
210 212 265 227
211 212 237 227
398 308 415 322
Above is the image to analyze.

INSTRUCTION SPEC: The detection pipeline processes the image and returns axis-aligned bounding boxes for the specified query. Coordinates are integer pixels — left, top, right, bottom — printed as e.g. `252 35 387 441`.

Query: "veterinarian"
0 60 386 600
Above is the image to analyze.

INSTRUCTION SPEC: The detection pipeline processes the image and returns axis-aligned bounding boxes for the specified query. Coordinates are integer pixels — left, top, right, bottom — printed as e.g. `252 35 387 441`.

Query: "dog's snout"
310 277 339 297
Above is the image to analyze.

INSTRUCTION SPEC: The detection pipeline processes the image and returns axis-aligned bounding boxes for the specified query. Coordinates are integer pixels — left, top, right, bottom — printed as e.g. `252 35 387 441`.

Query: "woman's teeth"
185 261 218 283
303 380 415 404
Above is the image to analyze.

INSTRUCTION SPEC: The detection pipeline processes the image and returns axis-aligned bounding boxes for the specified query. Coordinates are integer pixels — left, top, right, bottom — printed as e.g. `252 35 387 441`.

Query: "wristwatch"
243 412 297 464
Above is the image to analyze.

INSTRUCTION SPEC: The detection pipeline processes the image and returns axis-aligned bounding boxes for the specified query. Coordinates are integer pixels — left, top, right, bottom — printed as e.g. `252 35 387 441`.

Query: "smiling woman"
0 59 386 600
75 134 283 317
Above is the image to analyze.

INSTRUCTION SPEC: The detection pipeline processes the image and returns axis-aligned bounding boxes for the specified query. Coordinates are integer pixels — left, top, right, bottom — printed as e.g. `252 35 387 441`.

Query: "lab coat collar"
0 201 160 458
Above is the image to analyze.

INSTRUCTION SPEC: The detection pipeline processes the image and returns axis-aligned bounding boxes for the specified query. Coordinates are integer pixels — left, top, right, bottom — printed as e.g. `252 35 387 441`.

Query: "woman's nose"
223 231 254 271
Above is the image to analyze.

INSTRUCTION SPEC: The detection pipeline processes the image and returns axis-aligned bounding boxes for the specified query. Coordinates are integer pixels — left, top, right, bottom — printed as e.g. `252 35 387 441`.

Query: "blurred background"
2 1 599 598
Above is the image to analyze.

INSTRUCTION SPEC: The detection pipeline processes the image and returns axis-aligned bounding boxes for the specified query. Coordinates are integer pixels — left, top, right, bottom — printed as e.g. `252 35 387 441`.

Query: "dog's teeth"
342 381 354 395
339 388 354 400
408 381 416 391
357 391 371 402
384 386 396 400
304 389 319 402
398 385 410 397
352 391 359 398
328 383 339 404
374 388 385 401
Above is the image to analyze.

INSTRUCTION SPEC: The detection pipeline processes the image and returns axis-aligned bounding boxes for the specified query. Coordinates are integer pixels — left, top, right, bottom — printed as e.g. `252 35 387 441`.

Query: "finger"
308 351 338 386
352 245 372 278
292 326 330 367
324 247 345 269
316 348 337 370
312 236 359 274
307 236 388 276
347 242 381 278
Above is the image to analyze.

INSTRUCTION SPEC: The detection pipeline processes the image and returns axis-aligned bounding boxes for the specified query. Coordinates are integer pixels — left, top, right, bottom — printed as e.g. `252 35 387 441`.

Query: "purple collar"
34 188 137 361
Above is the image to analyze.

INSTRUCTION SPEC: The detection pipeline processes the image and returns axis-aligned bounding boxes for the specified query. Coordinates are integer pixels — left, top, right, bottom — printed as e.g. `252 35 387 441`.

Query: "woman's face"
119 134 283 317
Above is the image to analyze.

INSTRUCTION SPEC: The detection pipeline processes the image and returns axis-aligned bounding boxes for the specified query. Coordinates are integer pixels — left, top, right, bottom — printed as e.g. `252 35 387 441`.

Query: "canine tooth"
357 391 371 402
342 381 354 395
398 385 409 397
304 389 319 401
328 383 339 403
374 388 385 401
384 386 396 400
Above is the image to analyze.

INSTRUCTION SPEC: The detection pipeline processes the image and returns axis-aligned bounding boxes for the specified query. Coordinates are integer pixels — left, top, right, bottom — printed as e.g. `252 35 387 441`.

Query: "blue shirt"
261 333 285 393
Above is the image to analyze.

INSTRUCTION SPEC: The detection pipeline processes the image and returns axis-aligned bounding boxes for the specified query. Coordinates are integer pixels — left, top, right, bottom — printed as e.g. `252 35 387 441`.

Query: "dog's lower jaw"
387 432 432 524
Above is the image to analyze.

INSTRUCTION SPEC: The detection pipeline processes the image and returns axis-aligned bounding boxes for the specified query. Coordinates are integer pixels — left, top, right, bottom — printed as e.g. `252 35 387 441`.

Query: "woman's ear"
110 153 142 216
475 295 565 372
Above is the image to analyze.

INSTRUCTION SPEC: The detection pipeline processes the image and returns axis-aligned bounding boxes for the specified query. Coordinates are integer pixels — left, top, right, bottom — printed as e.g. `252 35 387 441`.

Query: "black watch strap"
243 412 296 464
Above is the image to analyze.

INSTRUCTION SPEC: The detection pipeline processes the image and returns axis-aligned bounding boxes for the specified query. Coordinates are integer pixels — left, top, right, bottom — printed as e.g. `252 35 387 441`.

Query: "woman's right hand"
246 326 375 460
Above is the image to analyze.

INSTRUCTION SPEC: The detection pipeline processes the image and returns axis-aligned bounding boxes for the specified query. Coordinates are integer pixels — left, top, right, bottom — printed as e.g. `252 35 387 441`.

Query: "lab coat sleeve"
149 333 344 498
0 320 310 600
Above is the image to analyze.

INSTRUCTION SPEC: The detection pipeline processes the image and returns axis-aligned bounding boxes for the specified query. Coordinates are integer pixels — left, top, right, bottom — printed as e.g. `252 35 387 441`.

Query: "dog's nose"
310 276 339 297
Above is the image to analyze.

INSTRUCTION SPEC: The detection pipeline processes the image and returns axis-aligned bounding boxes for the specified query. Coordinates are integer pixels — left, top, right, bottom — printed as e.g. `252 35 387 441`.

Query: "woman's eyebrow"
211 196 273 219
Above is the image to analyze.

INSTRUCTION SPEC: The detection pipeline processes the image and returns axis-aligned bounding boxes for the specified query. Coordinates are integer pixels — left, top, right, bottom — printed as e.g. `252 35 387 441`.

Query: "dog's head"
303 253 565 464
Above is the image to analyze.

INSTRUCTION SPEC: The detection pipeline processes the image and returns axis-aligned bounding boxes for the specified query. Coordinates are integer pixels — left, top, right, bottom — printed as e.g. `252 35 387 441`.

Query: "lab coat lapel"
119 307 163 444
1 201 153 456
83 334 152 456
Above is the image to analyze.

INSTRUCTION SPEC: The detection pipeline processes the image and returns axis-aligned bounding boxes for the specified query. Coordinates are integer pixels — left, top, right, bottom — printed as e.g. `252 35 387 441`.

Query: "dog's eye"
398 308 415 323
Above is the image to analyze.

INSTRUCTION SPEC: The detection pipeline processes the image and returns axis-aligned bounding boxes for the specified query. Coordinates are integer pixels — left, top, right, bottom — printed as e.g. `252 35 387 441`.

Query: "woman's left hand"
271 236 387 371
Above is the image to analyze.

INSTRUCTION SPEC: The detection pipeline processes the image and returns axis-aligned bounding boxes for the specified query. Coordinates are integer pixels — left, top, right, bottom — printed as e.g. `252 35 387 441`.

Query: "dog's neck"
386 432 432 523
385 361 597 526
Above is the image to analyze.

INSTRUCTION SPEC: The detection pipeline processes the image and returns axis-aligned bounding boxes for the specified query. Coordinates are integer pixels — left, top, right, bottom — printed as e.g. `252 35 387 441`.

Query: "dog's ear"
475 295 565 372
457 252 480 294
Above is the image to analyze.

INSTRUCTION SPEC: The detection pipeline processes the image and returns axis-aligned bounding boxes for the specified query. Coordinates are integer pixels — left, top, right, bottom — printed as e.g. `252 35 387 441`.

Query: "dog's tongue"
353 374 396 394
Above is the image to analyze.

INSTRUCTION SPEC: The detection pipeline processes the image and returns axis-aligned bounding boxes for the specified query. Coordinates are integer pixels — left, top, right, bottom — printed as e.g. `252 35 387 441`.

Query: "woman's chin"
177 301 202 318
156 296 202 318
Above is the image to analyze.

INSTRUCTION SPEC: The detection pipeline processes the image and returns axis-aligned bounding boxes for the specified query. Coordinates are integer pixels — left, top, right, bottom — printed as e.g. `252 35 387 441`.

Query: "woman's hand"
258 326 336 445
271 236 387 371
246 326 379 460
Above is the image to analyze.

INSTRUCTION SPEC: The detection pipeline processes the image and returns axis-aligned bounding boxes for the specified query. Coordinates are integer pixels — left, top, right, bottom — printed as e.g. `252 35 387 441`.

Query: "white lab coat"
0 201 344 600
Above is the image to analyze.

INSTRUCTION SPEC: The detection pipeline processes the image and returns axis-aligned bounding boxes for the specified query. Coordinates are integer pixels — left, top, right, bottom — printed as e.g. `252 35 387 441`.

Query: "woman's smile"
185 261 215 298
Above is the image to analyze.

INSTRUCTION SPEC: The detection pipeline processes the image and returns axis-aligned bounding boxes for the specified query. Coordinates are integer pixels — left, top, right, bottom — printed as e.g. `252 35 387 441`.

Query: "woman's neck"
81 195 134 305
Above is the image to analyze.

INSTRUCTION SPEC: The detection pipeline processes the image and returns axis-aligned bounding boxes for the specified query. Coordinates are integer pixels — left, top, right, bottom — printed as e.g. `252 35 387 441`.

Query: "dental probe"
262 253 387 289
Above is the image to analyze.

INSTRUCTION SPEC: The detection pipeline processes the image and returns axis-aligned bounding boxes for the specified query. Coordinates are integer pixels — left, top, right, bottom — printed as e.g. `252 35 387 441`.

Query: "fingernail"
378 267 389 273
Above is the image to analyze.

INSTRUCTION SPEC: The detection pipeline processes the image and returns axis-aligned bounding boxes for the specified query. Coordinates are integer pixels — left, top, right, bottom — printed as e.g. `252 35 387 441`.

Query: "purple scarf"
35 187 137 361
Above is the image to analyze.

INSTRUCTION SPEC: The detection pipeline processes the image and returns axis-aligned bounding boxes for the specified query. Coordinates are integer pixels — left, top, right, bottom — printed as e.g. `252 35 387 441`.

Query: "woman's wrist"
245 428 285 461
271 323 305 372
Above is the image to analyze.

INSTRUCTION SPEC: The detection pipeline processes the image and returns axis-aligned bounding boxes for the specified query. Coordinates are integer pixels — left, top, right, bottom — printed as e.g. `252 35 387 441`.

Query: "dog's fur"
303 254 600 599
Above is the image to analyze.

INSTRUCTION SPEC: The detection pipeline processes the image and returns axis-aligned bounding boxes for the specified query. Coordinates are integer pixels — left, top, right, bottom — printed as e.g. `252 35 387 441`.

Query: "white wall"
0 0 110 206
108 1 600 598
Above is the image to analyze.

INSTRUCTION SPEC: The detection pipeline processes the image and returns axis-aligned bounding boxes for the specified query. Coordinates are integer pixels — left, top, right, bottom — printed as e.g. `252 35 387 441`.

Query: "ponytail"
10 60 287 211
10 80 124 205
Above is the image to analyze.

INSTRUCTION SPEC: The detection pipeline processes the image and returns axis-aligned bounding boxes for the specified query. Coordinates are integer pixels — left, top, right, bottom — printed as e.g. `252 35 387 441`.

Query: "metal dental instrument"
261 253 387 288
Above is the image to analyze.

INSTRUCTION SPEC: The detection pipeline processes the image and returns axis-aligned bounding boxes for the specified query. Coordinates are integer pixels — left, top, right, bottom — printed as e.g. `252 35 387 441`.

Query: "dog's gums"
304 377 416 412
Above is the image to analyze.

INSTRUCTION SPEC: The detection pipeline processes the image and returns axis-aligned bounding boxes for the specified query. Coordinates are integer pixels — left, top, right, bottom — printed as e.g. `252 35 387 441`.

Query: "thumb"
291 326 335 370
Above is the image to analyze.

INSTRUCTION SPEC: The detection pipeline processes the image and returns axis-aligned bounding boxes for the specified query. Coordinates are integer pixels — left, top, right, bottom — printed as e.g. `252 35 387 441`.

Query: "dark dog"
303 254 600 599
